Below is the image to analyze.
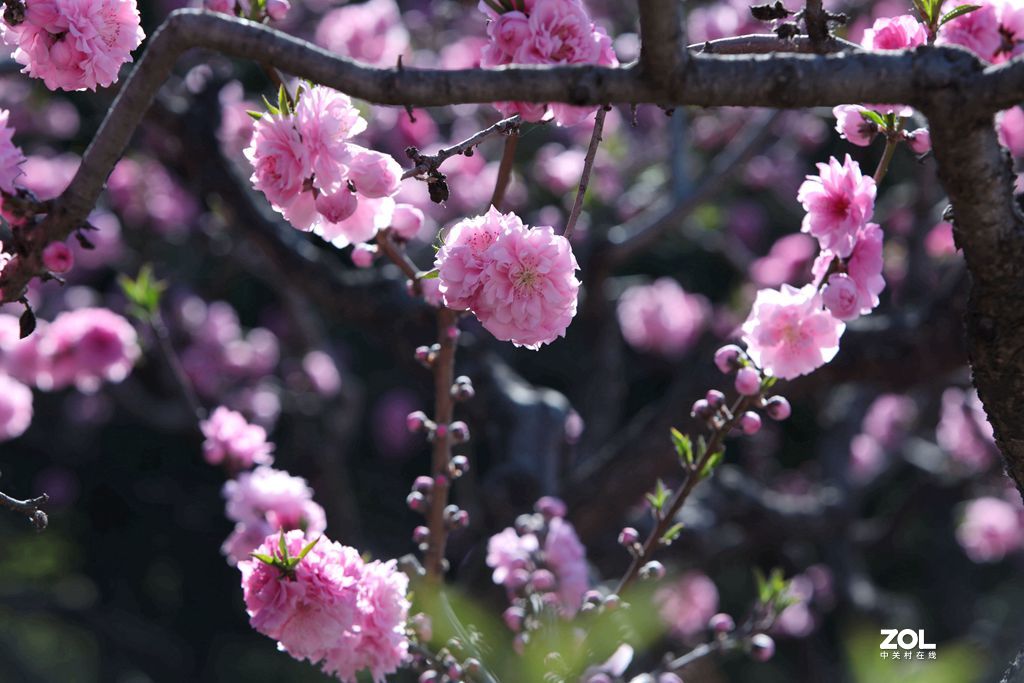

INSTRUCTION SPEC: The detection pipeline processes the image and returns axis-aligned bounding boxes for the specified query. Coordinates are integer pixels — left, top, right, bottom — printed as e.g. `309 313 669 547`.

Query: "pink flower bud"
406 491 427 512
618 526 640 546
265 0 289 19
351 243 377 268
821 273 860 321
832 105 876 147
705 389 725 409
709 612 735 633
449 454 469 477
412 475 434 493
412 525 429 544
714 344 742 373
535 496 567 518
691 398 712 419
419 672 439 683
907 128 931 155
449 420 470 443
734 367 761 396
503 606 524 632
315 188 359 223
739 411 762 435
507 567 530 590
639 560 665 581
407 410 428 432
531 568 556 590
750 633 775 661
765 395 792 420
42 242 73 274
348 149 402 198
391 203 425 241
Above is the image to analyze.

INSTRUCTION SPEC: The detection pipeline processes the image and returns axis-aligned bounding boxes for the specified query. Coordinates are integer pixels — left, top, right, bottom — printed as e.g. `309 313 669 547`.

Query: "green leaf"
250 552 276 565
278 84 290 115
660 522 685 546
857 108 887 129
645 479 671 516
670 428 693 466
699 449 724 479
261 94 280 116
246 110 263 121
940 3 981 25
419 268 440 280
296 536 321 562
118 265 166 321
278 531 289 561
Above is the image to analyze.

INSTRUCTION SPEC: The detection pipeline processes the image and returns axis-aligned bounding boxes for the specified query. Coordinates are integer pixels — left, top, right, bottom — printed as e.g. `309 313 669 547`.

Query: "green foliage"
754 567 798 616
670 427 693 467
118 264 167 322
645 479 672 517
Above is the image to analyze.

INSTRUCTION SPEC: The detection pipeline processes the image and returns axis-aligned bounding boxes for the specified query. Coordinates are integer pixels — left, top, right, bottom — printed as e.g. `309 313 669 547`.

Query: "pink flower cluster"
616 278 709 358
938 0 1024 64
0 109 26 196
240 530 410 682
201 406 275 470
436 207 580 349
848 393 917 482
1 0 144 91
956 496 1024 563
315 0 409 67
478 0 618 126
246 85 413 248
655 571 719 639
222 465 327 565
486 498 589 617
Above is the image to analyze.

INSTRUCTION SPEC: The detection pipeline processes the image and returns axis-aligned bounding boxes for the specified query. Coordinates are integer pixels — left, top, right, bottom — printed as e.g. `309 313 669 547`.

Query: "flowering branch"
563 106 608 241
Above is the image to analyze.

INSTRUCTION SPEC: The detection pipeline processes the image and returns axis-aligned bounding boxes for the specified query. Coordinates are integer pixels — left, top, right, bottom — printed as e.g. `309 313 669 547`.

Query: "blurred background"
0 0 1021 680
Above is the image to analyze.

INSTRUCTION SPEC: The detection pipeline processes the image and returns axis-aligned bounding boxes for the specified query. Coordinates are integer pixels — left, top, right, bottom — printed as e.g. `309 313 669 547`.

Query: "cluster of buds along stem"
411 628 485 683
691 344 793 437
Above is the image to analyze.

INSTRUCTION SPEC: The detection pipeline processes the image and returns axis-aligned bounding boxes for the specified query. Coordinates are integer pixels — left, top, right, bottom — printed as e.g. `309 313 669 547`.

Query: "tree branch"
402 115 521 180
563 106 608 240
0 488 48 531
639 0 686 85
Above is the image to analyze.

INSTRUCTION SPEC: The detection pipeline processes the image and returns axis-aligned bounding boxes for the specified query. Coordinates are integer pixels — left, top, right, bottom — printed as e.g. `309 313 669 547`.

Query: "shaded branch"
402 114 521 180
0 488 48 530
563 106 608 240
639 0 686 85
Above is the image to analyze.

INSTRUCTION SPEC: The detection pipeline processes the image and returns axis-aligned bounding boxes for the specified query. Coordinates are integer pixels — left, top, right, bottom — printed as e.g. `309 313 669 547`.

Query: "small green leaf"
940 4 981 25
278 531 289 561
296 536 321 561
278 84 290 115
261 94 280 116
118 264 167 321
246 110 263 121
670 428 693 466
645 479 671 515
660 522 685 546
419 268 440 280
250 552 276 565
699 450 724 479
858 109 887 129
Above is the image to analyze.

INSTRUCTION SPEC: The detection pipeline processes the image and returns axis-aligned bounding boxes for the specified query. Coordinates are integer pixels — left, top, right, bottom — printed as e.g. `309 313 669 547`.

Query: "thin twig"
424 308 458 581
874 136 899 186
375 228 422 286
0 488 49 531
151 311 206 423
489 135 519 210
563 107 608 241
403 115 521 180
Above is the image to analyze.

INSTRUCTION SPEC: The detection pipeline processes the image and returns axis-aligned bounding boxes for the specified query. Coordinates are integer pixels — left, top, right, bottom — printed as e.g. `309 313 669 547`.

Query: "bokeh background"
0 0 1021 680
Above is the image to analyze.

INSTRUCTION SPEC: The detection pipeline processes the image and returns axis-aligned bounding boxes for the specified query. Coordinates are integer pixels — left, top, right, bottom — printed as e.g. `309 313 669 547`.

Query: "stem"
403 115 521 180
489 135 518 210
424 307 458 581
614 394 755 595
563 106 608 241
874 136 899 186
0 488 48 531
375 228 422 289
151 311 206 423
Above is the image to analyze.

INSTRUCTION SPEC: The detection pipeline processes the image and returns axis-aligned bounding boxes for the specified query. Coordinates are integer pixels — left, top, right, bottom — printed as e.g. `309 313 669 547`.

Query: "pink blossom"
265 0 289 21
489 11 531 55
656 572 719 639
486 527 538 586
314 0 409 67
832 105 876 147
821 273 860 320
749 234 816 288
316 196 395 248
862 393 916 449
936 387 997 471
741 284 846 380
907 128 931 155
514 0 600 65
36 307 140 392
472 219 580 349
616 278 709 358
390 203 424 241
797 155 876 258
2 0 145 91
845 223 886 313
245 111 311 225
0 374 32 441
862 15 927 50
956 497 1024 563
346 147 402 199
938 1 1001 62
42 242 74 273
925 221 957 257
544 516 589 615
294 86 367 194
0 109 25 194
314 188 359 226
224 465 327 533
435 207 514 310
998 107 1024 157
239 530 410 681
201 406 275 469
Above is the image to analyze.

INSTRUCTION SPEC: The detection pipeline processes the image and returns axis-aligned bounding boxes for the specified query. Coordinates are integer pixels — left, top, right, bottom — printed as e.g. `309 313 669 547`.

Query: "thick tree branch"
639 0 685 85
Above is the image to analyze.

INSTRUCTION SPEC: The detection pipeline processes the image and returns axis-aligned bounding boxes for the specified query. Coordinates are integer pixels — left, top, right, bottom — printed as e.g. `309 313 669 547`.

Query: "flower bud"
690 398 712 419
407 491 427 513
618 526 640 546
603 593 622 610
749 633 775 661
531 568 556 590
449 421 470 443
535 496 567 519
765 395 791 421
414 346 432 367
412 525 429 545
503 606 525 632
449 454 469 478
351 243 377 268
708 612 735 633
507 568 530 590
739 411 762 435
907 127 931 155
265 0 289 20
451 376 475 401
639 560 666 581
734 367 761 396
822 273 860 321
411 612 433 641
450 509 470 529
42 242 73 274
412 475 434 494
407 410 428 432
714 344 742 373
705 389 726 409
